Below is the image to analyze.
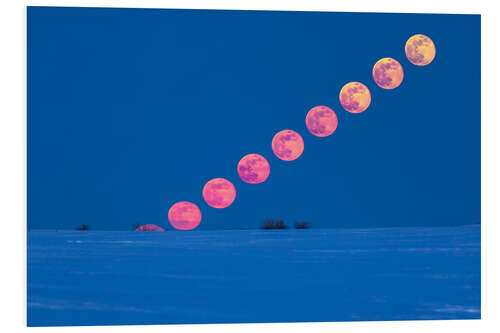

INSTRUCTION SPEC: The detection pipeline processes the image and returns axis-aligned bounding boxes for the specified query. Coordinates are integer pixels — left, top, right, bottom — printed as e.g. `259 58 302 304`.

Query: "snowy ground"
27 225 480 326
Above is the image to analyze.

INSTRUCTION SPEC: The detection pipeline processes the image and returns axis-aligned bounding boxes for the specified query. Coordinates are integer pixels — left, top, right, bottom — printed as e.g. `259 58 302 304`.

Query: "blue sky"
28 7 480 230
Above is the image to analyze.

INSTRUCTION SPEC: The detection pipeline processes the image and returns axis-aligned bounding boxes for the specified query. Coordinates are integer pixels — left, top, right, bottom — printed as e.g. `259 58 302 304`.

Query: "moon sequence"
166 34 436 231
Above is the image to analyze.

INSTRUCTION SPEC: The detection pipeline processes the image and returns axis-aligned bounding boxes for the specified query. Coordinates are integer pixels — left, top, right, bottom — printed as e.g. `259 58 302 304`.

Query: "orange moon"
405 34 436 66
202 178 236 209
372 58 404 89
305 105 338 137
339 82 371 113
237 154 270 184
272 129 304 161
168 201 202 230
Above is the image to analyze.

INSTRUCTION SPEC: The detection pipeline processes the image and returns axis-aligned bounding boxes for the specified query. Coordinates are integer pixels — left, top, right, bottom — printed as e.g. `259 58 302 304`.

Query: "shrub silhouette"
294 221 311 229
76 224 89 231
260 218 288 230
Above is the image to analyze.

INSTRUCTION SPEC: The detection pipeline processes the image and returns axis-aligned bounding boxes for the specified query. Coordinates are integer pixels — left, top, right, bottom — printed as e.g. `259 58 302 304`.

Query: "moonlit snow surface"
28 225 480 326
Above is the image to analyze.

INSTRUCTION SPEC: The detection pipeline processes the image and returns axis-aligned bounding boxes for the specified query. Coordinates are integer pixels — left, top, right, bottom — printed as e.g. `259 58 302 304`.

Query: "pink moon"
237 154 270 184
135 224 165 232
202 178 236 209
372 57 404 89
272 129 304 161
305 106 338 137
168 201 202 230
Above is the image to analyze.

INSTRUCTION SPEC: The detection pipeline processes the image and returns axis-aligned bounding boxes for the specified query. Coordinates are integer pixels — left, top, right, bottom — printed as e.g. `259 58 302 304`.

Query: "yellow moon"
405 34 436 66
339 82 371 114
372 58 404 90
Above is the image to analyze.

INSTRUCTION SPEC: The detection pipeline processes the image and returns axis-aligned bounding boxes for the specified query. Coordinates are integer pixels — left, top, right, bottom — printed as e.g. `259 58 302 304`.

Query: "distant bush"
76 224 89 231
260 218 288 230
294 221 311 229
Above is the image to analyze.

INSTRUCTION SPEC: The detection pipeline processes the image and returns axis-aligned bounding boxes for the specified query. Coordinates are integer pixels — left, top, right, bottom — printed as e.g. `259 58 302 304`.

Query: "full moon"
372 58 404 89
305 105 338 137
168 201 202 230
405 34 436 66
272 129 304 161
202 178 236 209
237 153 270 184
339 82 371 113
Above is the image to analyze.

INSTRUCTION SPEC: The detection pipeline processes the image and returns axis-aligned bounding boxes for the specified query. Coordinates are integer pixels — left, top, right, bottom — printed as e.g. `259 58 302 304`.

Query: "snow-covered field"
27 226 480 326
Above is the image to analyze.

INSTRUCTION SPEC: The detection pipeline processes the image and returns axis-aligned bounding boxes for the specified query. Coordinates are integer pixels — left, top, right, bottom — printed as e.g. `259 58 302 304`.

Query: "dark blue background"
27 7 480 230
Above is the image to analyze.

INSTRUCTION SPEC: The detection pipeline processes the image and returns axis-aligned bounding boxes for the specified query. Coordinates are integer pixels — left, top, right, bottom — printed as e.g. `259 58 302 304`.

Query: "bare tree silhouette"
260 218 288 230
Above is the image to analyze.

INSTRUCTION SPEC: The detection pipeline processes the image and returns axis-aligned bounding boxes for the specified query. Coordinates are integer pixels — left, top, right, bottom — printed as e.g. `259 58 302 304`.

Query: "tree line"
74 219 312 231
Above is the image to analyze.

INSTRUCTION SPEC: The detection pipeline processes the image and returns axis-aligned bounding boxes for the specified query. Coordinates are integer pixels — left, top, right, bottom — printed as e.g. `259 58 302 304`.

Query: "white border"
1 1 498 332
